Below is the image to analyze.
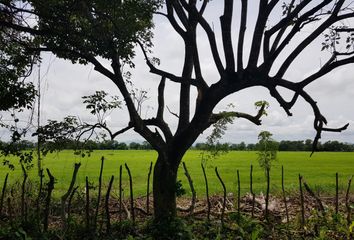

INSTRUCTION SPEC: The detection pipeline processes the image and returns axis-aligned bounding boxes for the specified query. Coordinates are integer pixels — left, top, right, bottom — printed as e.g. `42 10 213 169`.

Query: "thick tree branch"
262 0 333 73
157 76 166 120
264 0 295 60
220 0 235 72
276 1 352 78
247 1 272 68
138 42 205 89
299 89 349 154
166 1 187 38
110 53 166 151
237 0 247 71
300 53 354 87
183 4 224 75
210 102 267 126
268 85 299 116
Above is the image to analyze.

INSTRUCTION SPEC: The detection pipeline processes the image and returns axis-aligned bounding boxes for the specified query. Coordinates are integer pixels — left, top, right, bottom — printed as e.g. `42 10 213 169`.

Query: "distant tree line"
193 139 354 152
0 139 353 152
0 139 153 151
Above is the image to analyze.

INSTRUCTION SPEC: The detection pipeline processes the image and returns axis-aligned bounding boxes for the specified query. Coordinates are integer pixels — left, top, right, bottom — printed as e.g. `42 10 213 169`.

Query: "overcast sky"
1 1 354 144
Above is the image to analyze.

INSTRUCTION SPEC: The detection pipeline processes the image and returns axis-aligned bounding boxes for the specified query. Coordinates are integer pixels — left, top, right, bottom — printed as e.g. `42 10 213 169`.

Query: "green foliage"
0 21 38 111
254 100 269 116
175 179 186 197
256 131 279 174
28 0 162 65
144 217 192 240
82 90 121 122
35 116 81 154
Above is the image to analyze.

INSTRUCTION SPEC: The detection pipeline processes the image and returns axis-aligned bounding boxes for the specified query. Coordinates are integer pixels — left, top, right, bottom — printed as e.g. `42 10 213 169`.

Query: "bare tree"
1 0 353 227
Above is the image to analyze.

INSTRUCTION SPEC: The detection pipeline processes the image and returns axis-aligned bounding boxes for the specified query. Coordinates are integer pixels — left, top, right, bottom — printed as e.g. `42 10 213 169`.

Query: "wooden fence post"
119 165 123 222
0 173 9 216
146 161 153 215
346 175 353 224
282 166 289 224
94 157 104 230
201 163 211 221
299 174 305 226
303 180 325 216
36 169 44 226
105 175 114 234
215 167 226 228
44 169 55 232
61 163 81 232
183 162 196 215
125 163 135 223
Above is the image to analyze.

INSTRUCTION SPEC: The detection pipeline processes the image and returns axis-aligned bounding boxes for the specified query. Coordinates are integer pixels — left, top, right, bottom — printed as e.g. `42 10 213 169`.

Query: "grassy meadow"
1 150 354 198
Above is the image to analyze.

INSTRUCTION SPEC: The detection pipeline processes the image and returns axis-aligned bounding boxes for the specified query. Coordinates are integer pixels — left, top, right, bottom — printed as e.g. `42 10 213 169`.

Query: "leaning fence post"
201 163 211 221
146 161 153 215
215 167 226 228
346 175 353 224
183 162 196 215
0 173 9 216
105 175 114 234
61 163 81 231
67 186 79 220
44 169 55 232
303 180 325 216
125 163 135 223
299 174 305 226
36 169 44 226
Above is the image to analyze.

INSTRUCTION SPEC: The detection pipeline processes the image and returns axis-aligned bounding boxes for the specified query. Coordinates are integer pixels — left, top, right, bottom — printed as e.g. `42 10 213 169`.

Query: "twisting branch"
264 0 295 60
300 54 354 87
276 2 353 78
110 51 166 151
299 90 349 154
180 2 224 75
268 85 300 116
166 106 179 119
263 0 333 72
165 1 187 38
210 102 267 126
137 41 205 89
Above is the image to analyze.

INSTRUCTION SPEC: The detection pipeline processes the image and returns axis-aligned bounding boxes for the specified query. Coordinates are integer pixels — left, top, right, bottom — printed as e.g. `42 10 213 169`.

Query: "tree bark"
153 153 180 222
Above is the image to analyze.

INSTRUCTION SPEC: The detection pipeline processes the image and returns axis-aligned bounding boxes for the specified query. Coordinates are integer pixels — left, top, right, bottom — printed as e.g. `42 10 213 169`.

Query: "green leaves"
29 0 161 64
254 101 269 116
256 131 279 175
82 90 121 121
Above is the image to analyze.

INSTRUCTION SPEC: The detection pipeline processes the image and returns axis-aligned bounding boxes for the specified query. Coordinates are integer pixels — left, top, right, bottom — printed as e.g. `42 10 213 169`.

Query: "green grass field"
1 150 354 198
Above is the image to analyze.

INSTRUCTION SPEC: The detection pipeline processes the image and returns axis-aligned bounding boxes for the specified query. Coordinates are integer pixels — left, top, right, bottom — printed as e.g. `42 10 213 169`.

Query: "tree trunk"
153 153 180 222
